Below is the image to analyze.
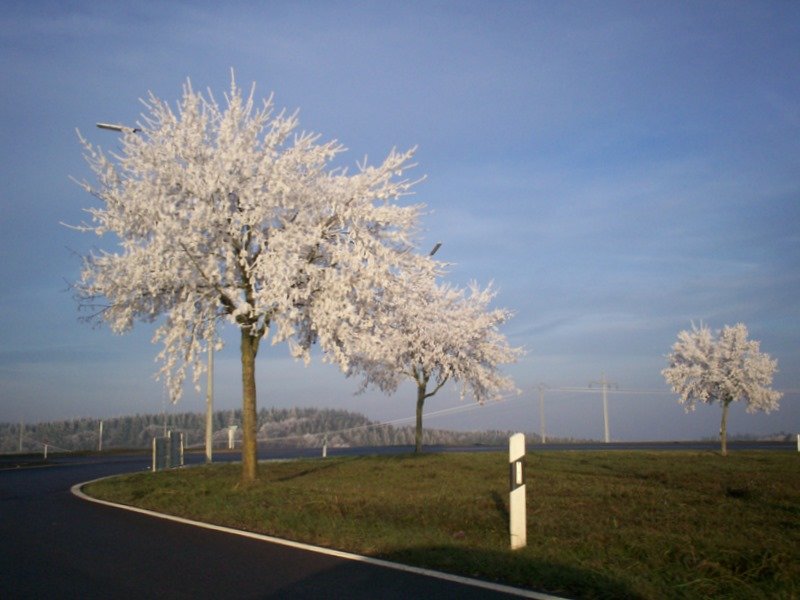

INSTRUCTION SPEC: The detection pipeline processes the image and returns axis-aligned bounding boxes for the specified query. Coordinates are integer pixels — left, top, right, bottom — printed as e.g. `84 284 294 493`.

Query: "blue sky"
1 1 798 442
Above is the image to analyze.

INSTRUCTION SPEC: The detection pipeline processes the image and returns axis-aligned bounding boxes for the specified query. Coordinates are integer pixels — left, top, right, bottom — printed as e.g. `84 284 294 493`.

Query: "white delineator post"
509 433 527 550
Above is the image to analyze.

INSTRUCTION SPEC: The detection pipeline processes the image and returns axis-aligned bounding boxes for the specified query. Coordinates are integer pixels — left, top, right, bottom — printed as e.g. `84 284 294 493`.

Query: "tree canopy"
662 322 781 454
346 266 522 452
72 76 433 480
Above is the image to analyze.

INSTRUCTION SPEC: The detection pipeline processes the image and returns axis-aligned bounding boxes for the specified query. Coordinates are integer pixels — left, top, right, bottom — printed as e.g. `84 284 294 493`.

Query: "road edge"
71 475 567 600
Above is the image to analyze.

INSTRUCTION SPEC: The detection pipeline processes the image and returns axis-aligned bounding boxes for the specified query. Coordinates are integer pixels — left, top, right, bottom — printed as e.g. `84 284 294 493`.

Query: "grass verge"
83 451 799 599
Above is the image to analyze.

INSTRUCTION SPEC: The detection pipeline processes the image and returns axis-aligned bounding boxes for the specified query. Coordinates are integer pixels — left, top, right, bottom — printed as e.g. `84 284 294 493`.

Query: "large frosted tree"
71 77 427 481
347 267 522 453
662 323 782 455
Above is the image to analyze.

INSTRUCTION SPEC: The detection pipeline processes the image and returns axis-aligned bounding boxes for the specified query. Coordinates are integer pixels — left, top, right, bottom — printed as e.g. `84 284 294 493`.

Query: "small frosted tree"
347 267 523 453
70 76 426 482
662 323 782 455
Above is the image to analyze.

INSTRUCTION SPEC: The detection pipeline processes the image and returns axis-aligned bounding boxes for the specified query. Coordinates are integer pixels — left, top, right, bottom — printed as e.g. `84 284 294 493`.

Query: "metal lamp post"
205 336 214 463
94 122 216 463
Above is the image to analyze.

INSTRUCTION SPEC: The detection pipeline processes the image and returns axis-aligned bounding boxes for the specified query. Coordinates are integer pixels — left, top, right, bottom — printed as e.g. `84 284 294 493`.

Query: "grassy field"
84 451 799 599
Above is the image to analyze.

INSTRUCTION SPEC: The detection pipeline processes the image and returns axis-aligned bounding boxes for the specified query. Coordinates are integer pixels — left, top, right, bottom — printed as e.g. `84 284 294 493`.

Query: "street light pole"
205 336 214 463
96 122 141 134
97 121 215 462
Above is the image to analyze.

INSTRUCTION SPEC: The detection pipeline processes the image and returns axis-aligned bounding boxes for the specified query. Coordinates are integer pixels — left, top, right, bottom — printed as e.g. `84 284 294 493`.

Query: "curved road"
0 454 541 599
3 441 790 598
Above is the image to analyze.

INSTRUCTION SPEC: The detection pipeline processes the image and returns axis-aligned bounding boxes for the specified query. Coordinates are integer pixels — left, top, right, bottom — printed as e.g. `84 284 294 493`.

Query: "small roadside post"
152 431 184 472
509 432 527 550
152 435 168 471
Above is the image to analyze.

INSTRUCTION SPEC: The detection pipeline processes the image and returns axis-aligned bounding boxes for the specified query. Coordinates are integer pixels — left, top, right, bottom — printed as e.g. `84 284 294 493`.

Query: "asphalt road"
0 454 540 600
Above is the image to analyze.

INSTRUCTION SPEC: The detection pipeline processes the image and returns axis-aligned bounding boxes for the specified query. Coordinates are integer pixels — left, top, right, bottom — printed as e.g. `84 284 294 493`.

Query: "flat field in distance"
84 451 799 600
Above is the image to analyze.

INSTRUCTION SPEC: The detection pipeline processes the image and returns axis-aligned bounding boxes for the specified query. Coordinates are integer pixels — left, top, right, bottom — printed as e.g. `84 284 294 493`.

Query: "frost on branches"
346 265 523 453
662 323 781 455
70 76 427 480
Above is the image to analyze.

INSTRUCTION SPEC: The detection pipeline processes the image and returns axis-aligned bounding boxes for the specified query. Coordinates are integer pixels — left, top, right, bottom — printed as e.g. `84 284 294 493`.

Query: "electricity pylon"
590 373 617 443
537 383 547 444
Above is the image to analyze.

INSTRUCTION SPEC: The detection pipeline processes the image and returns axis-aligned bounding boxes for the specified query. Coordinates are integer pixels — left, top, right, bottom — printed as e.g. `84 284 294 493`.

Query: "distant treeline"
1 407 539 453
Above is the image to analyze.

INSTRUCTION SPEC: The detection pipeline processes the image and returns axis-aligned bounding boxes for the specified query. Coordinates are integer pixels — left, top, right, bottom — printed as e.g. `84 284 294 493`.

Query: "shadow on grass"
381 546 643 600
273 460 344 482
492 490 510 522
259 544 642 599
363 451 443 462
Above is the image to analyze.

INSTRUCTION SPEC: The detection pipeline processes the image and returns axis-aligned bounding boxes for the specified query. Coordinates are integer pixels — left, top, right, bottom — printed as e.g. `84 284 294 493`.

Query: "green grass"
84 451 800 599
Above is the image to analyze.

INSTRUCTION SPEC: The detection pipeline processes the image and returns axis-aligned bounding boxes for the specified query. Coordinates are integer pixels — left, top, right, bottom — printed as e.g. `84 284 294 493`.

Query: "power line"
261 393 526 444
527 386 673 395
9 383 794 451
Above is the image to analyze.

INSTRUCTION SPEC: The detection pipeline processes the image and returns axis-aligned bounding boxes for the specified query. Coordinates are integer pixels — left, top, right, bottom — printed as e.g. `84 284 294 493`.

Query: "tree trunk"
240 328 260 482
720 399 730 456
415 381 426 454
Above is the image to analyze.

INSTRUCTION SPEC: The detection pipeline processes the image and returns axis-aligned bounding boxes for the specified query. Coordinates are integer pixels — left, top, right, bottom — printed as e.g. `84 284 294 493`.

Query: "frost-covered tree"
71 76 426 481
662 323 782 455
347 267 522 453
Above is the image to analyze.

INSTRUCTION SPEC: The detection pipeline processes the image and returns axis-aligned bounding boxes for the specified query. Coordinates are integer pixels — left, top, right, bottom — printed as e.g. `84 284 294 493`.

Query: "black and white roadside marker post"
509 433 527 550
